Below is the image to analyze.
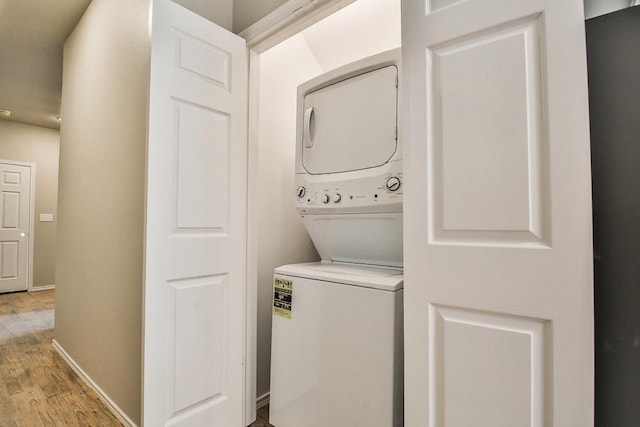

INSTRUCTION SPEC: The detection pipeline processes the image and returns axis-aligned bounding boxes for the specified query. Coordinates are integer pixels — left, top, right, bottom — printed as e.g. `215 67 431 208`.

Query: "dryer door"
302 65 398 174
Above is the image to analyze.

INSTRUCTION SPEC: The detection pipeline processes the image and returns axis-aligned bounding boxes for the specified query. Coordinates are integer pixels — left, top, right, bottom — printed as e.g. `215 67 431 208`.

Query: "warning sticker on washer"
273 277 293 319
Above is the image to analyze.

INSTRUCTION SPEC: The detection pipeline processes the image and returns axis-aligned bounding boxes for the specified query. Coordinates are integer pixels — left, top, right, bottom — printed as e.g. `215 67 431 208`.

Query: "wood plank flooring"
1 289 276 427
250 405 273 427
0 290 122 426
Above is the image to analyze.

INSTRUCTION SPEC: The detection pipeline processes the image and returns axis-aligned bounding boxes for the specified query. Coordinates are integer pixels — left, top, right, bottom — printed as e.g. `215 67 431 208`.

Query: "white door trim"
0 159 36 291
240 0 356 52
244 48 260 424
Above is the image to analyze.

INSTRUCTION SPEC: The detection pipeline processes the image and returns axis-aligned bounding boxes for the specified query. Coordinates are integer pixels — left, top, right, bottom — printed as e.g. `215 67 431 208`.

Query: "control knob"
386 176 401 192
333 193 342 203
321 194 330 204
296 186 306 198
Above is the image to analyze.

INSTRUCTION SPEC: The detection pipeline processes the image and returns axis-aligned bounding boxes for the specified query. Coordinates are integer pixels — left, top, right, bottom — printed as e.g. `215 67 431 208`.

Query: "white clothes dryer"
270 49 404 427
294 48 403 268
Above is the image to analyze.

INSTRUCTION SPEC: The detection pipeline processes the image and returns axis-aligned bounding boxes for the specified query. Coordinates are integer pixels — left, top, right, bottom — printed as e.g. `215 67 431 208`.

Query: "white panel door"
401 0 593 426
0 162 31 293
144 1 248 426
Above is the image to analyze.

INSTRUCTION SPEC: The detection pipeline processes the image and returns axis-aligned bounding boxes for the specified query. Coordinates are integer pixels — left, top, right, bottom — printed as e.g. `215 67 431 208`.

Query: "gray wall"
0 121 59 288
233 0 289 32
586 7 640 425
584 0 637 18
173 0 233 29
54 0 150 423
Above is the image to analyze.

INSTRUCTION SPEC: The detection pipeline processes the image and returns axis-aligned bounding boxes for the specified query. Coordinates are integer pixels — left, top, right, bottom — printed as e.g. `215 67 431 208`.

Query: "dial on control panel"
386 176 401 192
296 186 306 198
333 193 342 203
322 194 330 204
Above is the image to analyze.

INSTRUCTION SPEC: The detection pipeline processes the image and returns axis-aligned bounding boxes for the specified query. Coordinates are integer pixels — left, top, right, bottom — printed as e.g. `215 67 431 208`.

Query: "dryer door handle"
304 107 314 148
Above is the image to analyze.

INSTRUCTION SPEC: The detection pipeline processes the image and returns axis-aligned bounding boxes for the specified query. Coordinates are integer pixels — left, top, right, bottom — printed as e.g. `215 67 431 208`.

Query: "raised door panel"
172 275 228 412
430 18 548 246
2 192 21 229
173 101 230 232
1 241 19 279
176 31 231 89
430 305 549 426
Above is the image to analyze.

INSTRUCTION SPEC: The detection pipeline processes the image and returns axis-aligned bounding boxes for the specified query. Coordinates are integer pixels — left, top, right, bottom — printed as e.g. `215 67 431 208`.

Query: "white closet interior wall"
255 0 401 400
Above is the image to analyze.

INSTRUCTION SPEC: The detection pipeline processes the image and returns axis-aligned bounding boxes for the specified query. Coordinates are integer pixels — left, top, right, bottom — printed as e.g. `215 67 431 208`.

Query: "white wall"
256 34 322 400
256 0 401 400
299 0 401 70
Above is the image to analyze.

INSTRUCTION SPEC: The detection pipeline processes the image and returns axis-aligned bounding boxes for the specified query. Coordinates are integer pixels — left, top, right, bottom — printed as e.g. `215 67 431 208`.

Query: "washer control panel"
295 169 403 213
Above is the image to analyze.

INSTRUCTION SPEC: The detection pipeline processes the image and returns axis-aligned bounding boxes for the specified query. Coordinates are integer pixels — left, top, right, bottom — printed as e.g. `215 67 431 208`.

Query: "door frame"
240 0 364 421
0 159 36 291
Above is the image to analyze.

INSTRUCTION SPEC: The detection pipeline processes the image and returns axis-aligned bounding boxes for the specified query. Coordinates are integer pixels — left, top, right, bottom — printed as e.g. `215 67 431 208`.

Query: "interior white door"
0 162 31 293
401 0 593 426
144 1 248 426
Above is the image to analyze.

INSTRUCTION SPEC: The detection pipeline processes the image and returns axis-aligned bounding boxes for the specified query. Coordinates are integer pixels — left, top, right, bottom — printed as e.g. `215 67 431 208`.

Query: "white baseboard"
52 339 137 427
257 392 270 409
30 284 55 291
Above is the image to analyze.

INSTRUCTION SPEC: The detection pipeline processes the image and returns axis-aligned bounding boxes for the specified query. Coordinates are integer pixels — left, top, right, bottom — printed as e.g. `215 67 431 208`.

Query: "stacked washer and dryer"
269 49 404 427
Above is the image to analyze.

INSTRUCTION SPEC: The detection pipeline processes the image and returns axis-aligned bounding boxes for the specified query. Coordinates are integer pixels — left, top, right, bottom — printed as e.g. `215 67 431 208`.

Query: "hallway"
0 290 122 426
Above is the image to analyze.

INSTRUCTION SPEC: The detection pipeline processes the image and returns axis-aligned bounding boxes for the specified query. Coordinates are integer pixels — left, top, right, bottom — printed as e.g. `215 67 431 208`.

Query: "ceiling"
0 0 631 132
0 0 92 130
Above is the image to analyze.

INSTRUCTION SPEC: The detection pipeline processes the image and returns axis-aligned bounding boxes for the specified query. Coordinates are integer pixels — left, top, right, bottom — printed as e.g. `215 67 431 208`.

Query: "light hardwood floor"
1 289 275 427
250 405 272 427
0 290 122 426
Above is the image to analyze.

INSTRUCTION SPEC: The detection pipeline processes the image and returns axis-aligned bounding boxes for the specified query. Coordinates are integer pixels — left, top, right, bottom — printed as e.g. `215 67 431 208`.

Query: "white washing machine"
270 49 403 427
269 262 403 427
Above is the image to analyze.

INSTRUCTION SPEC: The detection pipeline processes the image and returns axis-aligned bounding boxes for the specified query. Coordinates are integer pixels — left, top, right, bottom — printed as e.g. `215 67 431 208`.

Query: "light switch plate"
40 214 53 222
